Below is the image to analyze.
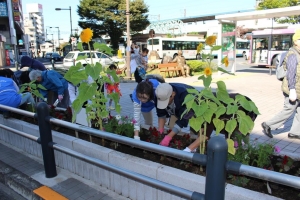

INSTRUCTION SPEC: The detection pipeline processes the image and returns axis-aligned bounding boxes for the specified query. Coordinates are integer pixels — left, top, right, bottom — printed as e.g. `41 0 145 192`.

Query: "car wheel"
196 54 201 60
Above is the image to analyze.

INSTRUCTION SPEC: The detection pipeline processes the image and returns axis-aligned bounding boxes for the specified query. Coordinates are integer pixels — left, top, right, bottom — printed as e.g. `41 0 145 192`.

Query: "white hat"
155 83 173 109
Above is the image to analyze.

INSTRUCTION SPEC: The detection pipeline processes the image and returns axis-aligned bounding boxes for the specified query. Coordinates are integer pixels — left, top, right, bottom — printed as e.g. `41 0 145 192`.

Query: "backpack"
276 47 300 81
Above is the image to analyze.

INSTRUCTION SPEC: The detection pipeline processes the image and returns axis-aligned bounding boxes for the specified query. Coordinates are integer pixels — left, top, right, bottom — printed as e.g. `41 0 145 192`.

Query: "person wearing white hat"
155 83 195 149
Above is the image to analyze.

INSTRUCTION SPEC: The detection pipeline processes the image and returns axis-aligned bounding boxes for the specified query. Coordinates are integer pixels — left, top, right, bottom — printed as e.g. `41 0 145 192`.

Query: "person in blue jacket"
132 79 160 140
20 56 47 71
0 73 36 117
29 70 69 108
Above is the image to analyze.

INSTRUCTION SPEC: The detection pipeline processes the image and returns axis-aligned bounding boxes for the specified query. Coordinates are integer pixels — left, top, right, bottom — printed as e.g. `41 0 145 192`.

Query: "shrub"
186 60 207 72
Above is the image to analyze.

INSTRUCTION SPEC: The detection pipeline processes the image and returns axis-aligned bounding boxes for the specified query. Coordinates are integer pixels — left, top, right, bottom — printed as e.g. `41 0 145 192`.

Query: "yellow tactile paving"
33 186 68 200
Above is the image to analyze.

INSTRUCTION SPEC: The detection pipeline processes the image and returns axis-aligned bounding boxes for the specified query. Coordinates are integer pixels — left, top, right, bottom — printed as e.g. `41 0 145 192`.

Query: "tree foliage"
257 0 300 24
77 0 150 49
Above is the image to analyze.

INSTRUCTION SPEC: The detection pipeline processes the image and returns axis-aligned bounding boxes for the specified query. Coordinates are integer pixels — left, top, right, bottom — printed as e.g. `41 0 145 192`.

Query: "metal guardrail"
1 103 300 200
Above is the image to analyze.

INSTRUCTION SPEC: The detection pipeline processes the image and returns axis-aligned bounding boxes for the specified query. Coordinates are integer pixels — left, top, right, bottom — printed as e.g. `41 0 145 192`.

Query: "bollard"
36 102 57 178
205 136 228 200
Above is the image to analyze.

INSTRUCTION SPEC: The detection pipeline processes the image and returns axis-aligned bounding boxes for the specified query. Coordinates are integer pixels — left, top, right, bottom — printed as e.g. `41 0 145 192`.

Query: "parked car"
45 52 62 61
63 51 116 68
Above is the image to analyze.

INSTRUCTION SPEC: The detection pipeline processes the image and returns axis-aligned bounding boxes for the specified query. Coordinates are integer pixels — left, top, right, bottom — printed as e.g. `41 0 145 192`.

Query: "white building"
24 3 45 57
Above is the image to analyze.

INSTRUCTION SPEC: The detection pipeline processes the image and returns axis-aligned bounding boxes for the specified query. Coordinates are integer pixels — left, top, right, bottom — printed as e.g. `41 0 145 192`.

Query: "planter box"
0 115 282 200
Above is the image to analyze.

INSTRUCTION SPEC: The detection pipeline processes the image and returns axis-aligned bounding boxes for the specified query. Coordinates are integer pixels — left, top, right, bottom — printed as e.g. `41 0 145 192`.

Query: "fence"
0 103 300 200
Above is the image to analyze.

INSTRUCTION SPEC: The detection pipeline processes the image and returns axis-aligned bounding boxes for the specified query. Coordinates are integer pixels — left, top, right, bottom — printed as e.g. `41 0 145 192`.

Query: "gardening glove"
289 89 297 102
58 95 63 101
159 129 164 134
183 147 192 153
183 147 196 153
159 135 172 147
134 136 140 140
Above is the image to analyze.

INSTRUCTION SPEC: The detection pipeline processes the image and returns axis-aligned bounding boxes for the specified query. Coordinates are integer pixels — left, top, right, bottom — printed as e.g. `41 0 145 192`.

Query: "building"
24 3 45 58
0 0 26 67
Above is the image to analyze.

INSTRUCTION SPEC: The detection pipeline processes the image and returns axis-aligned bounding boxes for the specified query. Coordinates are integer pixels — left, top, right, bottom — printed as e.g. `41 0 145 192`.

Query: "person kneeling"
0 76 35 117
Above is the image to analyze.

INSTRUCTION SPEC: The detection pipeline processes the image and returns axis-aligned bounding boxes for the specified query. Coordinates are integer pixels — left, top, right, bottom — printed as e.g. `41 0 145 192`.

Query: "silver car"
63 51 115 68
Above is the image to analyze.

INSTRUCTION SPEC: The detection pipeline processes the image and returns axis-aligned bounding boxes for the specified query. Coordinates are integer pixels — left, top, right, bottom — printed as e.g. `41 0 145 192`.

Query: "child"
134 48 149 83
105 64 122 110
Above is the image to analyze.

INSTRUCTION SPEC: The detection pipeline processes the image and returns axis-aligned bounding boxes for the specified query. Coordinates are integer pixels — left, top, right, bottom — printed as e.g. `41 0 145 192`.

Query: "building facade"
0 0 27 67
24 3 45 58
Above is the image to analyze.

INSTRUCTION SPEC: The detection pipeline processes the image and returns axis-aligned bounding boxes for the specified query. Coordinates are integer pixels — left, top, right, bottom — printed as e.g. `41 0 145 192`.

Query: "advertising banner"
5 50 10 66
221 23 236 68
12 0 20 21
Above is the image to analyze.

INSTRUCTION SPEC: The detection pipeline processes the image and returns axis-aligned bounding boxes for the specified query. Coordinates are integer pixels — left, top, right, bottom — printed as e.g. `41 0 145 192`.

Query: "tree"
77 0 150 49
257 0 300 24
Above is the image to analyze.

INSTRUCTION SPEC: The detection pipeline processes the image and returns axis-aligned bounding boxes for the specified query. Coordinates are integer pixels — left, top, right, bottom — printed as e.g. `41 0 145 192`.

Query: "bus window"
147 39 159 45
271 34 292 51
236 41 249 49
176 41 182 50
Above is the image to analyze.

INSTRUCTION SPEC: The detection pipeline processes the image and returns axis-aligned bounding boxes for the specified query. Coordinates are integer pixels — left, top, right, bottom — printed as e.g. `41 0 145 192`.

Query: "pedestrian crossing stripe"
33 186 68 200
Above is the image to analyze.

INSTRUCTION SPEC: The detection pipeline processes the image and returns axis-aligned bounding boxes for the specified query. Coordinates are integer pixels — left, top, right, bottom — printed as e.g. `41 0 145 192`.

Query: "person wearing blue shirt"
29 70 69 108
132 79 160 140
0 73 35 117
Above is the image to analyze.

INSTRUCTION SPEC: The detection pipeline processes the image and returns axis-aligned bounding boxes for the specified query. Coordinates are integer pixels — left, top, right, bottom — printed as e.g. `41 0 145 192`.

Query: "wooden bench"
266 65 276 75
157 63 181 78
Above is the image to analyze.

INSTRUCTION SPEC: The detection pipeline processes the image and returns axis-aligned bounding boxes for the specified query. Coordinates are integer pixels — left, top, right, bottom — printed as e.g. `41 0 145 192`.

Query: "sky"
21 0 257 40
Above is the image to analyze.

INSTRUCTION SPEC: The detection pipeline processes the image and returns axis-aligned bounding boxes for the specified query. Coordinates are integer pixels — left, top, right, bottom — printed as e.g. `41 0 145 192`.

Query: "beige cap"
155 83 173 109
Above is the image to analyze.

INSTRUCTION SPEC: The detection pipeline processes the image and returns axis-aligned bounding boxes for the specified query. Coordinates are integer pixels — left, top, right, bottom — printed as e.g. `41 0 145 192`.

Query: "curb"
0 160 42 200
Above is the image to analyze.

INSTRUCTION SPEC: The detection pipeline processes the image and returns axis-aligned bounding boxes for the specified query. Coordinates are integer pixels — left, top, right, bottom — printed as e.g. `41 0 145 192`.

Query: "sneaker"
261 122 273 138
288 133 300 140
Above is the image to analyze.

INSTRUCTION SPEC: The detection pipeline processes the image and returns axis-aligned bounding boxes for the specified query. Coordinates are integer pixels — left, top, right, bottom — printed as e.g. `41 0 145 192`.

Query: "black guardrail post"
205 136 228 200
36 102 57 178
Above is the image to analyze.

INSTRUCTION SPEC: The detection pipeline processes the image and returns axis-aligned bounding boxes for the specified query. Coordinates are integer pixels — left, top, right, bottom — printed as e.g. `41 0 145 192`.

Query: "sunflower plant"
182 35 260 155
64 28 120 130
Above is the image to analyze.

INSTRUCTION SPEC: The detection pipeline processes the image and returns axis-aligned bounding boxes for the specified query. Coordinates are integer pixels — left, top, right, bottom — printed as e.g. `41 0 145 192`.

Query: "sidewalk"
0 140 129 200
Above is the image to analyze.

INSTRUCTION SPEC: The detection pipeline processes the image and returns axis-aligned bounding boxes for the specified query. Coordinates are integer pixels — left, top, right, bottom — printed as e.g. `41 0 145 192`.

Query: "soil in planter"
5 113 300 200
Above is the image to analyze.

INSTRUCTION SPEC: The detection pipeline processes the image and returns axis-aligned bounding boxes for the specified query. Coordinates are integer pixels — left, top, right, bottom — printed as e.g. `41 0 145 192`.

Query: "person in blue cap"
20 56 47 71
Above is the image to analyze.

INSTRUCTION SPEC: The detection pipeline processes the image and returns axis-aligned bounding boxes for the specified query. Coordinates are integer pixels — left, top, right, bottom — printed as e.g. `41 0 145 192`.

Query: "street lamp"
55 6 72 36
50 26 60 52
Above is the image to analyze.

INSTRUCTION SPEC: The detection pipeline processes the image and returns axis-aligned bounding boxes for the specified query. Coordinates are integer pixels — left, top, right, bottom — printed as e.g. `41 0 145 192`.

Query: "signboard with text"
221 23 236 68
12 0 20 21
0 2 7 16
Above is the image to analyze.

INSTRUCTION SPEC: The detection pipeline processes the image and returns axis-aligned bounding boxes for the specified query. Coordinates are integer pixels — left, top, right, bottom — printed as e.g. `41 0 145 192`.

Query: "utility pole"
125 0 131 79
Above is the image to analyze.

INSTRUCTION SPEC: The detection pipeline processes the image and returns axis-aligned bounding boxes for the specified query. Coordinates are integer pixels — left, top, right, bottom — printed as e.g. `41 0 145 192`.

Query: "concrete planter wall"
0 116 281 200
